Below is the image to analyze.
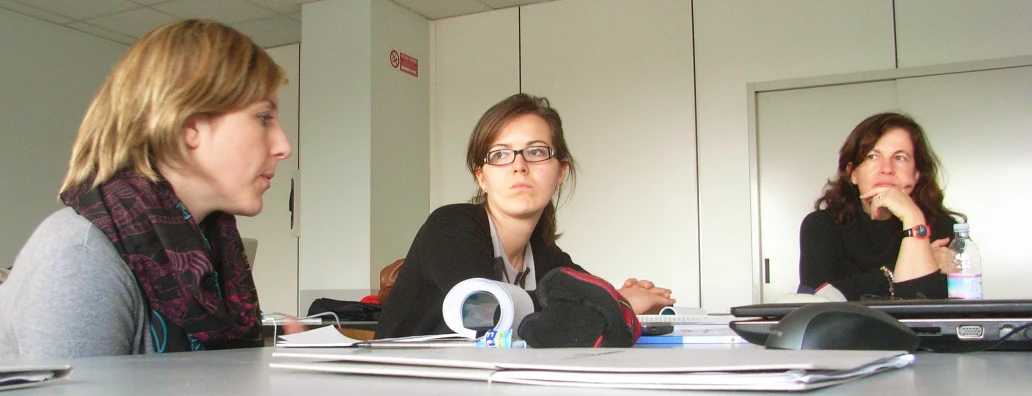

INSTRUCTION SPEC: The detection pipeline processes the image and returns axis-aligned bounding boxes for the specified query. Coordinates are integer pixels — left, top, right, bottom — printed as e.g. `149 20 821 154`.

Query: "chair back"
242 238 259 268
378 259 404 303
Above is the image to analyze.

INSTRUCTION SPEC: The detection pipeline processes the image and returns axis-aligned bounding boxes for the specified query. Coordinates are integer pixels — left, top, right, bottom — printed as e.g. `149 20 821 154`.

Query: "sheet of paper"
277 326 364 347
276 326 477 348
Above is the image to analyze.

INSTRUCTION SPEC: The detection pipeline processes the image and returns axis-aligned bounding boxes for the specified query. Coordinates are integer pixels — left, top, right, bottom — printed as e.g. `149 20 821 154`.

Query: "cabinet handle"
764 258 770 284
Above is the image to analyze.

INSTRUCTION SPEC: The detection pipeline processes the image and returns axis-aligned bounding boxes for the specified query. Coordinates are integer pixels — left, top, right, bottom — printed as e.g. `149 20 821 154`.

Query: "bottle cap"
953 223 969 232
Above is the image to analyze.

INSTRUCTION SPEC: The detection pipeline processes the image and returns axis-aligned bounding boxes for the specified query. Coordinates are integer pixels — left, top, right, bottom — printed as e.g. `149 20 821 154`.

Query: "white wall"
431 0 1032 313
0 9 127 268
694 0 896 311
7 0 1032 314
432 1 698 305
430 9 520 209
895 0 1032 67
299 0 430 311
300 0 372 303
370 0 430 288
519 0 699 306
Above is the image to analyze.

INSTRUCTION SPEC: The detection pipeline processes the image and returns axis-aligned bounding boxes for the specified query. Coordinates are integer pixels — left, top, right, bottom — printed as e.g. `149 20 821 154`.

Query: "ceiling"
0 0 553 48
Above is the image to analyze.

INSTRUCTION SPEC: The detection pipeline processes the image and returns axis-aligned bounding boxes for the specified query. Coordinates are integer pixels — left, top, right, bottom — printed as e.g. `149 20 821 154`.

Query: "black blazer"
374 203 585 338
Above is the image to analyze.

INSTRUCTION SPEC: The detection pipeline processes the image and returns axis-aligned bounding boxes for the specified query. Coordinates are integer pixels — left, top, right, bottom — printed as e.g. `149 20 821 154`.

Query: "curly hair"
815 112 964 226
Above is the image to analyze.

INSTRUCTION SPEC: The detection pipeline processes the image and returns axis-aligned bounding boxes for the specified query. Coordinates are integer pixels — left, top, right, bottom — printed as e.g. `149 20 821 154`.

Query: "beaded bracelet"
879 266 896 299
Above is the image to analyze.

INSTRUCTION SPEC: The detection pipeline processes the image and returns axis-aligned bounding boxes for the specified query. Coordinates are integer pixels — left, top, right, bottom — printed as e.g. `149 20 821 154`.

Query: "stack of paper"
270 347 913 391
0 364 73 391
276 326 477 348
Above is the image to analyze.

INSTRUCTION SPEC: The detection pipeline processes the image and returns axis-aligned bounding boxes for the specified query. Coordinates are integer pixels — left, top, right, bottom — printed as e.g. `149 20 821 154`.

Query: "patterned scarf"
61 170 262 352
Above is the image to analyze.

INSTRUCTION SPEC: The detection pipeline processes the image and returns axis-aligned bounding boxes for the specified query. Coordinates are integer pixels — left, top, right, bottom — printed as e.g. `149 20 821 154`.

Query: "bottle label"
947 274 983 300
477 329 513 348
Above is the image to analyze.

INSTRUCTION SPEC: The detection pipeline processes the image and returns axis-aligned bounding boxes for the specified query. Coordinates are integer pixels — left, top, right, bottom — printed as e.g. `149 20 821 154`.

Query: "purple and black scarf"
61 170 262 352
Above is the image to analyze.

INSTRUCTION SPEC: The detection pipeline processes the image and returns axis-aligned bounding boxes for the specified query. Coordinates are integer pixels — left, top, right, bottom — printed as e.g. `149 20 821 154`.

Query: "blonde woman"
0 20 292 359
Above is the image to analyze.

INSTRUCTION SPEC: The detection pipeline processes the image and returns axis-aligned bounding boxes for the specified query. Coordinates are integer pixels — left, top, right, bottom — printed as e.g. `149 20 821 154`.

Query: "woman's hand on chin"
619 278 675 315
860 186 924 224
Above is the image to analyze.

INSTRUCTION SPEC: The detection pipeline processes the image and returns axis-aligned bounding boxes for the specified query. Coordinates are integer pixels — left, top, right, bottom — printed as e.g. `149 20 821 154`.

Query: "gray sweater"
0 207 153 359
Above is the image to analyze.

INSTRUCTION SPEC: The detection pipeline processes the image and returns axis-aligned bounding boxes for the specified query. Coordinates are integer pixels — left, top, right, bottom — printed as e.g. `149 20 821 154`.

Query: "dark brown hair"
815 112 963 225
466 93 577 247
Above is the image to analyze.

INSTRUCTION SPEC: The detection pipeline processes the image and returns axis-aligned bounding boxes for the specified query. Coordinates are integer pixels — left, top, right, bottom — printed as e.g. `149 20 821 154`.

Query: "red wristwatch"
903 224 930 239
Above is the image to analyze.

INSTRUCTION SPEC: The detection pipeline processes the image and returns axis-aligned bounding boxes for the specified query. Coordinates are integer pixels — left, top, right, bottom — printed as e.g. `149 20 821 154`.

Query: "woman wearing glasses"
798 112 963 301
375 93 674 339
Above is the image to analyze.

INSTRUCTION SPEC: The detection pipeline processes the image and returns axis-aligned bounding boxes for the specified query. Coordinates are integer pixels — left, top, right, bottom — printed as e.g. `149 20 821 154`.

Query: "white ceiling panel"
0 0 554 47
392 0 491 20
153 0 276 24
67 21 137 45
480 0 551 8
86 7 177 38
0 0 73 23
245 0 318 14
10 0 137 20
232 14 301 48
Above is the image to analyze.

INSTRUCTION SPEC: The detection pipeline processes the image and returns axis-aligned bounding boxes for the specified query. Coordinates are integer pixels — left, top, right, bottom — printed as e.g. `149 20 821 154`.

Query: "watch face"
915 225 929 238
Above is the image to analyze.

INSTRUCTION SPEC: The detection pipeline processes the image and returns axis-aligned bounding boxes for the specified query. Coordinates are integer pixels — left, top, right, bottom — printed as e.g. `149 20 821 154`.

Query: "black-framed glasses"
484 146 554 166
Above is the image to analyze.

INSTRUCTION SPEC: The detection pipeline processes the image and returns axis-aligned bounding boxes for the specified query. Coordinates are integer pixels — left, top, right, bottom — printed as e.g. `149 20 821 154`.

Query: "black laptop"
729 299 1032 352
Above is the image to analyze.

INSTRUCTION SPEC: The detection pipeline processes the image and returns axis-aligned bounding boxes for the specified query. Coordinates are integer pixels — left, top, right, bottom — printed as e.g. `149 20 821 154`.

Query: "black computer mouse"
764 302 920 352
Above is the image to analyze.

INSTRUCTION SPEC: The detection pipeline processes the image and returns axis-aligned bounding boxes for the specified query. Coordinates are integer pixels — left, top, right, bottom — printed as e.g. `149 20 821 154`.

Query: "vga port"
957 325 984 339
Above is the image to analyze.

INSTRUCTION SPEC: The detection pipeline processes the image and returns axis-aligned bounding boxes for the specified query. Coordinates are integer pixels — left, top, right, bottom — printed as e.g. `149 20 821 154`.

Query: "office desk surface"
3 347 1030 395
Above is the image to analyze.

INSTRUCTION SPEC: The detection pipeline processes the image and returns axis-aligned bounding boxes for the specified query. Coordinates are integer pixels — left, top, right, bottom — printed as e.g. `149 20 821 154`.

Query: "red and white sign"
389 50 400 68
389 50 418 77
399 52 418 77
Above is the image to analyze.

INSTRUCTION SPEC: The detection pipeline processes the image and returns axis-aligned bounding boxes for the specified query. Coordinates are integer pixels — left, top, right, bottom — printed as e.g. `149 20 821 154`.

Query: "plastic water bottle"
947 223 982 300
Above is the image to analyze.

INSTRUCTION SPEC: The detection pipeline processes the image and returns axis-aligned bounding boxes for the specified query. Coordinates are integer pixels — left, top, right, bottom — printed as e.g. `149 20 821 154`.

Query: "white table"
3 347 1031 395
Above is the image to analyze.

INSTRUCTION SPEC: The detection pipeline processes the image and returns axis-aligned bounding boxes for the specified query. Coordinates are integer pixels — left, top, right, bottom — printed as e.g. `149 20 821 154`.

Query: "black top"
374 203 585 339
798 201 956 300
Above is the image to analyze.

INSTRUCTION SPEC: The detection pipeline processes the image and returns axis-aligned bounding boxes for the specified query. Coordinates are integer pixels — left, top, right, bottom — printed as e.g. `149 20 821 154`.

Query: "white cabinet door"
519 0 698 304
756 81 898 302
754 61 1032 303
898 66 1032 299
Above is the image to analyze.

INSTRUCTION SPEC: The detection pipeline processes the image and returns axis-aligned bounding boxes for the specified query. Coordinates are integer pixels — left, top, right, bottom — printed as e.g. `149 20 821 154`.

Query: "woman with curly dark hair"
798 112 964 301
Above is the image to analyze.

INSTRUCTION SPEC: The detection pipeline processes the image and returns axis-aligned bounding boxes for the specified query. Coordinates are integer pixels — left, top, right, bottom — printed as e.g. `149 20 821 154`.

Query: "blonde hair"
60 19 285 192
